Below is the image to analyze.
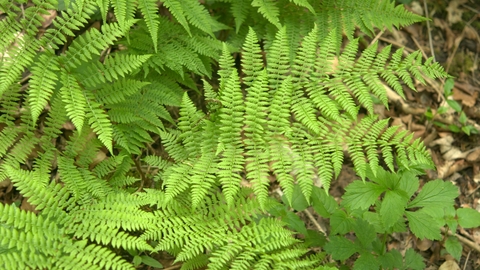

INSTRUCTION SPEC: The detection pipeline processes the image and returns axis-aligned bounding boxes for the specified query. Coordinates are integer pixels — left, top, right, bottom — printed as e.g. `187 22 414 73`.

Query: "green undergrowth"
1 0 480 269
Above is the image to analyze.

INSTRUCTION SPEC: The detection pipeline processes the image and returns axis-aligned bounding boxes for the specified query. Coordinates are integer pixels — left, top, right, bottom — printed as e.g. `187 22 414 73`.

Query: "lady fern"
0 0 452 269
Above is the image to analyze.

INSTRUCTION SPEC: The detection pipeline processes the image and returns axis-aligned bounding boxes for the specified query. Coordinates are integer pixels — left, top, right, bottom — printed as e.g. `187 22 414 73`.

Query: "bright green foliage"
161 26 444 208
0 0 461 269
320 168 460 269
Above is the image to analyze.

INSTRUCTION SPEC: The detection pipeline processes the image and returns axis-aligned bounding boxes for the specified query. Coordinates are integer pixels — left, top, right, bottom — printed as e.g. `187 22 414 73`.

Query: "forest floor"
324 1 480 269
1 0 480 269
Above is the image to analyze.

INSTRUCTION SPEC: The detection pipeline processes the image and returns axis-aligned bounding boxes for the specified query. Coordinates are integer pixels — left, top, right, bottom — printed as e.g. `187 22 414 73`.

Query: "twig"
461 4 480 14
441 227 480 253
303 208 327 237
463 250 471 270
410 35 428 60
370 27 386 45
423 0 436 62
378 37 416 53
163 264 182 270
134 157 146 192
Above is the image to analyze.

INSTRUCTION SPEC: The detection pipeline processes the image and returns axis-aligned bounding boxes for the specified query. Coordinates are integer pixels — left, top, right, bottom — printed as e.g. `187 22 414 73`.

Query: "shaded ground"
328 1 480 269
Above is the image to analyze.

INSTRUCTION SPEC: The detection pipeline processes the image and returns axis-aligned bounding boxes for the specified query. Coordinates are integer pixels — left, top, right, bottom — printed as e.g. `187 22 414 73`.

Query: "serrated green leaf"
380 190 409 228
427 205 457 230
342 181 386 210
459 112 467 125
364 211 407 235
268 204 287 217
141 256 163 268
405 209 442 240
353 252 380 270
282 210 308 235
445 236 462 261
353 218 376 248
444 78 454 97
133 255 142 266
404 248 425 270
311 186 338 217
304 229 327 248
324 236 358 260
457 208 480 228
462 125 471 135
425 109 433 119
449 124 461 133
447 99 462 113
331 210 355 235
289 184 309 211
408 180 458 209
378 249 403 270
398 171 419 198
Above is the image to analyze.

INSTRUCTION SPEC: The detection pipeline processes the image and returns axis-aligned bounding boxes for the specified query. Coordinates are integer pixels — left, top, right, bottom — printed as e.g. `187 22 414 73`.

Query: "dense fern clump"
0 0 456 269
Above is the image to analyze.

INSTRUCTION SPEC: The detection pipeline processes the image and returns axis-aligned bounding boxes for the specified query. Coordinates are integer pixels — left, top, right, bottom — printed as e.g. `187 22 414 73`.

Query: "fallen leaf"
439 259 460 270
433 18 456 51
416 238 433 251
453 87 478 107
446 0 468 25
466 147 480 162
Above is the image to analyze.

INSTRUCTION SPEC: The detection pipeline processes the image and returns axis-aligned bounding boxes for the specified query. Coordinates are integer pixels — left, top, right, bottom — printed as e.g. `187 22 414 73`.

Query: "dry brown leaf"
433 18 456 51
410 1 423 15
416 238 433 251
446 0 468 25
466 147 480 162
21 198 38 214
453 87 478 107
439 260 461 270
41 10 56 29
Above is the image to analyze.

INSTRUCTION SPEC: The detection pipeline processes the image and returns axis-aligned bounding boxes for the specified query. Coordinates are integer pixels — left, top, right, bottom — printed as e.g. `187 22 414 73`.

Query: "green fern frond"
57 156 89 203
266 26 290 92
95 79 150 104
231 0 251 33
251 0 281 28
28 51 59 122
244 70 270 206
218 43 236 89
178 93 206 157
179 0 219 36
267 77 294 202
217 70 245 205
163 161 194 202
137 0 160 51
163 0 192 36
289 0 315 13
64 20 135 69
291 97 322 135
292 24 318 85
0 127 18 159
84 54 151 86
60 72 86 132
44 2 95 49
241 28 264 86
84 92 114 153
0 37 39 96
290 125 315 202
191 152 218 209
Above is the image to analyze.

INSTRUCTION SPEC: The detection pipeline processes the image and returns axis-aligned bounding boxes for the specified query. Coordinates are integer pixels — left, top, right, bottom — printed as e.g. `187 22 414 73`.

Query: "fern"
0 1 450 269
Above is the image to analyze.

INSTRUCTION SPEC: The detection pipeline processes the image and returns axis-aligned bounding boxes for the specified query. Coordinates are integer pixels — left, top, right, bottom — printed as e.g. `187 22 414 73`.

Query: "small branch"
134 156 146 192
303 208 328 239
370 27 386 45
423 0 436 62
